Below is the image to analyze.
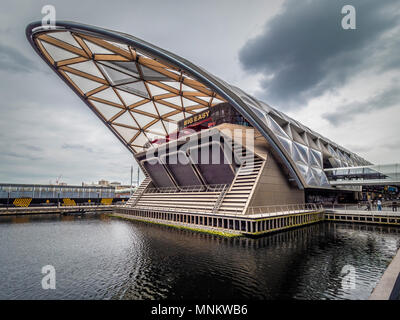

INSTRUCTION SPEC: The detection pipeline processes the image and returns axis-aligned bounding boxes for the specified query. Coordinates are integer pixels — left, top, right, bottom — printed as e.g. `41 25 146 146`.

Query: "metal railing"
144 184 229 194
323 203 400 215
245 203 322 216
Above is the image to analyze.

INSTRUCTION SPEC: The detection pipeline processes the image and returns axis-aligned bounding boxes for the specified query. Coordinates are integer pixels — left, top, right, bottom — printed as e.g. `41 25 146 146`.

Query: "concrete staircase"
125 176 152 207
217 138 266 214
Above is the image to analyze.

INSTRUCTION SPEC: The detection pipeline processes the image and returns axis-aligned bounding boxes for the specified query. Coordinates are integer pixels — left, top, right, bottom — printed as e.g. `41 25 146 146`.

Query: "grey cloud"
322 84 400 126
238 0 400 109
0 43 38 73
61 143 94 153
1 151 42 161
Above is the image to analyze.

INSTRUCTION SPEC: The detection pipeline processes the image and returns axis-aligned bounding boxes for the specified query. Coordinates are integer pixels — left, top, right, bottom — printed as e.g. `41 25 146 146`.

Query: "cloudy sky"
0 0 399 185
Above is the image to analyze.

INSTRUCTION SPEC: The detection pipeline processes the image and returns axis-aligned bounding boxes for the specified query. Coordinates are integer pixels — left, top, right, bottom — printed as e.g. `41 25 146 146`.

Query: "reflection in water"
0 214 399 300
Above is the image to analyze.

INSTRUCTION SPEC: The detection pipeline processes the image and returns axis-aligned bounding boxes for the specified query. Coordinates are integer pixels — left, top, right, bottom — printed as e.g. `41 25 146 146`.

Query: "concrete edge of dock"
370 247 400 300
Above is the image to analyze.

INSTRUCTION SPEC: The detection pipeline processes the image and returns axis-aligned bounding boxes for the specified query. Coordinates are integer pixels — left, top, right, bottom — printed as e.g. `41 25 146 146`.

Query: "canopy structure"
26 21 370 189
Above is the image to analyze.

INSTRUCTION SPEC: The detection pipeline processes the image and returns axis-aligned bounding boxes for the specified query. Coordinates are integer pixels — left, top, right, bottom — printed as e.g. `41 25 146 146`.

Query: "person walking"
377 199 382 211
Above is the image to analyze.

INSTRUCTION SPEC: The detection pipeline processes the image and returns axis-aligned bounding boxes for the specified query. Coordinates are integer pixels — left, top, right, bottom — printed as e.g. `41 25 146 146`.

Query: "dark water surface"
0 214 399 300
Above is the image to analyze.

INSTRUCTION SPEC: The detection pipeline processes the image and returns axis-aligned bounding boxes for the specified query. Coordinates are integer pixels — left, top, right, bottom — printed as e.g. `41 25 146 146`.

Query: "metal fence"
144 184 229 194
245 203 322 216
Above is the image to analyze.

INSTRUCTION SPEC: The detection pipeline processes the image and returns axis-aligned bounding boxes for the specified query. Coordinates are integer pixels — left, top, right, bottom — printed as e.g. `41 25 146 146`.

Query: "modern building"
27 21 372 217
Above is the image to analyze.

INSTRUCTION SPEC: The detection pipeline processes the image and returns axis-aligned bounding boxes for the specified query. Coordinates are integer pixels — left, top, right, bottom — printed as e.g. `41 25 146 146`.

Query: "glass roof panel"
65 71 103 93
99 64 134 85
294 142 309 163
133 132 149 145
131 112 157 128
40 41 78 61
276 135 292 155
113 111 136 127
117 81 149 98
181 84 197 92
69 60 104 78
112 125 138 142
91 87 121 104
133 101 158 115
115 89 145 106
147 120 166 135
194 96 211 103
211 97 225 105
155 102 177 116
139 65 169 81
48 32 80 47
167 113 185 122
90 100 122 120
182 97 198 108
161 81 181 91
161 96 182 108
147 83 171 97
99 61 140 78
83 40 114 54
163 121 178 132
266 115 289 138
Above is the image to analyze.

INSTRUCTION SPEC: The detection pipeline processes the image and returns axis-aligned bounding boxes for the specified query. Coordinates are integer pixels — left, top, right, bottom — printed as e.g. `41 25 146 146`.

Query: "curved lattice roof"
26 21 370 189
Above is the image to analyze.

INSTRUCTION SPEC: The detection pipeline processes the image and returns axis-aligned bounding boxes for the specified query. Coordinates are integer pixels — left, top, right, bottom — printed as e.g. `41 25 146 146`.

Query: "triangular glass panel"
161 81 181 91
139 65 169 81
105 61 140 78
112 125 138 142
65 71 103 93
115 89 144 106
292 143 306 164
162 96 182 107
211 97 225 105
181 84 197 92
41 41 78 61
187 107 208 113
99 64 134 85
90 100 123 120
113 111 136 127
296 162 309 177
131 112 157 128
294 142 309 163
48 32 80 47
266 115 289 139
182 97 198 108
147 83 171 97
167 112 185 122
118 81 149 98
155 103 176 116
306 168 318 186
134 101 158 115
133 132 149 146
194 96 211 103
310 149 323 168
69 61 104 78
146 120 166 135
91 87 121 105
276 135 292 155
163 121 178 133
84 39 114 54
